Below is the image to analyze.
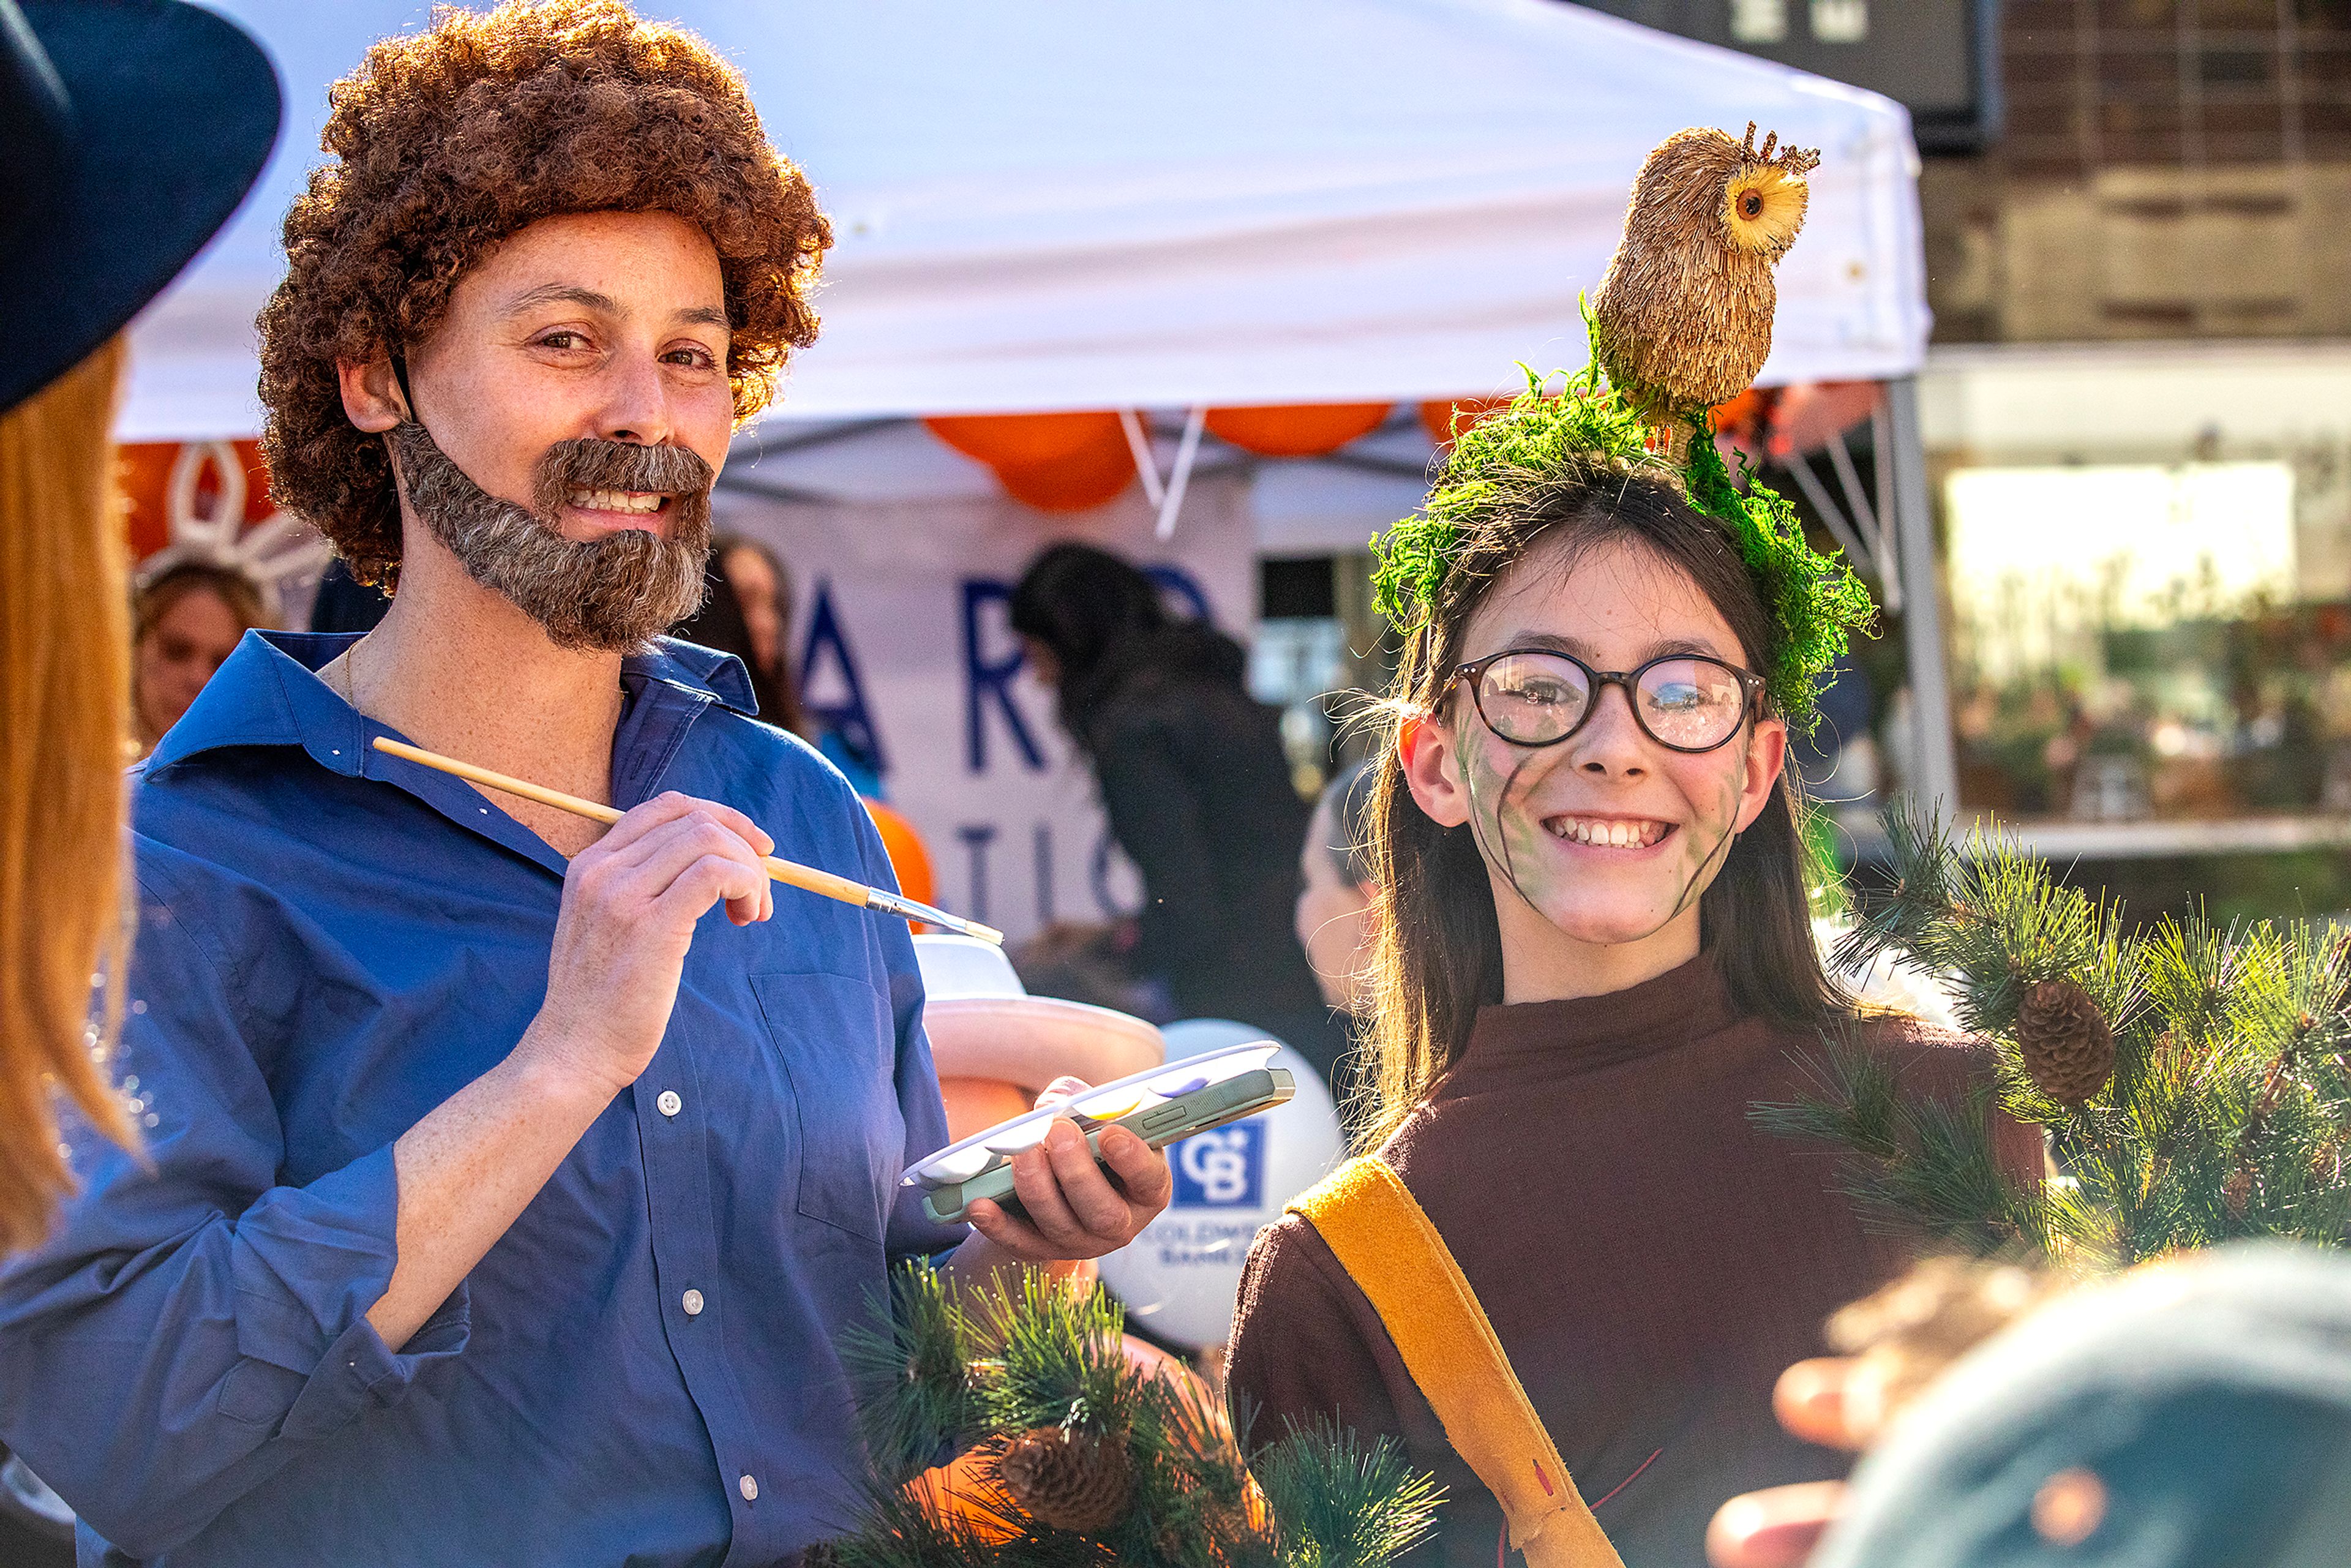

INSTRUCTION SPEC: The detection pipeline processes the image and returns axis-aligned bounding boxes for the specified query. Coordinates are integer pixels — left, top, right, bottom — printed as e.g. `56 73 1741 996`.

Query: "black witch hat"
1 0 280 415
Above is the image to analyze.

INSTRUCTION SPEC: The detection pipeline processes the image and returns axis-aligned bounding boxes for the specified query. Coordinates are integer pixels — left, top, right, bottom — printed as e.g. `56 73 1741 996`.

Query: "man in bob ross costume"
0 6 1169 1564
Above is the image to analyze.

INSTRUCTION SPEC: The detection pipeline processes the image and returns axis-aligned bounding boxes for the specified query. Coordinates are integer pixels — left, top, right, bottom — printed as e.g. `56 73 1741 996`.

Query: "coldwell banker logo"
1172 1123 1265 1208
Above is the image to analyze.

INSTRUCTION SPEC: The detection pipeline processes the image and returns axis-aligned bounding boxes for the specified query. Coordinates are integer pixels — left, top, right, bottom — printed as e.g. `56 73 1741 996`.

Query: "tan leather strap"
1291 1157 1624 1568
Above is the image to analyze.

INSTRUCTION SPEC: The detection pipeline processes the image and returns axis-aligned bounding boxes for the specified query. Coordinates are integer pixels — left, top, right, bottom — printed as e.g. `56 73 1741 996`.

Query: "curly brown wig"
257 0 829 588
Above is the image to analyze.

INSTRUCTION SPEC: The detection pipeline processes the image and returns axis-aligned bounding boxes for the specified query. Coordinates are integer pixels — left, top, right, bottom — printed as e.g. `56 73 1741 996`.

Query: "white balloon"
1097 1018 1348 1351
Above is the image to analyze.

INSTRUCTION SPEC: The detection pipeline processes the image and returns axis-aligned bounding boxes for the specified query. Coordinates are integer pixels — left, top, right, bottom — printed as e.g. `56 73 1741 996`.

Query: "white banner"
712 470 1259 945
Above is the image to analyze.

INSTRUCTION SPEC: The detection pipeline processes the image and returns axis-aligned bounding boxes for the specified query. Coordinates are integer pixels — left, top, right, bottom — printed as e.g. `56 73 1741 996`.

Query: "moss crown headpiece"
1370 123 1874 736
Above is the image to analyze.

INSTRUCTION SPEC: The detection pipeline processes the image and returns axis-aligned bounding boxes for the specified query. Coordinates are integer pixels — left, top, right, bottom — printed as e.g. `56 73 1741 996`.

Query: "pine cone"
2016 979 2115 1105
995 1427 1133 1535
2222 1166 2254 1220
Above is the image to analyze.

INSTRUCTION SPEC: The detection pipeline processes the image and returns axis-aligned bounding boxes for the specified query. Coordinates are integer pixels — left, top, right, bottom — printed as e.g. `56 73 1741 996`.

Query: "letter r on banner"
961 579 1044 775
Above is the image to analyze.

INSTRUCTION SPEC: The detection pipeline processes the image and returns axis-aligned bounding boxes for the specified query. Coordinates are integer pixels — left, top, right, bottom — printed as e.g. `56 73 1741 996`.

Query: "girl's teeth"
1550 817 1663 848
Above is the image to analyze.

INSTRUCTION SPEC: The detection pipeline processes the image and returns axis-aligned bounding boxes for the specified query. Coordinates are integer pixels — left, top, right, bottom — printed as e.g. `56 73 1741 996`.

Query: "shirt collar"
146 629 761 777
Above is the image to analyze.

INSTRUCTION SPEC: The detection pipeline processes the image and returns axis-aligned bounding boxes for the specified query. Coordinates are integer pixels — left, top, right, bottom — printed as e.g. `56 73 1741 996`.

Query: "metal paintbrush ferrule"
864 888 1004 946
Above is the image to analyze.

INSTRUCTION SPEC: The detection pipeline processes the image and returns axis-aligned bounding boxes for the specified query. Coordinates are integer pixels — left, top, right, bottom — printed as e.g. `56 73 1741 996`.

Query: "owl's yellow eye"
1722 165 1808 255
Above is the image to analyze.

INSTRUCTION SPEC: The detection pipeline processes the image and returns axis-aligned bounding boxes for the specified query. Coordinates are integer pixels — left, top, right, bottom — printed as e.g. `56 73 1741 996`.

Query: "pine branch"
840 1264 980 1484
1831 795 1962 978
1753 1040 2053 1259
2139 913 2241 1055
972 1268 1140 1442
1777 801 2351 1269
821 1266 1449 1567
818 1480 1022 1568
1252 1419 1444 1568
1920 834 2133 1043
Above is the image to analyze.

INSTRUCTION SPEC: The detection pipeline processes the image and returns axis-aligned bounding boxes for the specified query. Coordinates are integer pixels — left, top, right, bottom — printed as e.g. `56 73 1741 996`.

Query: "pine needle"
840 1264 980 1484
1761 801 2351 1268
1253 1419 1444 1568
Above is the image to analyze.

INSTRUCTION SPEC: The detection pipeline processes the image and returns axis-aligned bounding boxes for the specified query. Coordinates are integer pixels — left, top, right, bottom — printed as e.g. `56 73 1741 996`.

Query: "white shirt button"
656 1090 683 1118
682 1289 705 1316
738 1474 758 1502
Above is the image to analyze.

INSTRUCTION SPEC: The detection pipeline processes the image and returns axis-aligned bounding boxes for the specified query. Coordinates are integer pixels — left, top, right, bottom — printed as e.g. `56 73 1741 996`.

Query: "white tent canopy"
127 0 1928 441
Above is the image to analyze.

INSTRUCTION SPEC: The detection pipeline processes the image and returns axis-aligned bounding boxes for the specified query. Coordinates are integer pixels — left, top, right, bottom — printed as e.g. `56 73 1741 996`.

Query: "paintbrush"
371 736 1003 945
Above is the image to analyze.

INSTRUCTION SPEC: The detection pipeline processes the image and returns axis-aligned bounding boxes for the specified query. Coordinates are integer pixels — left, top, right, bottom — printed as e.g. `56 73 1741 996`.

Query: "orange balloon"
923 411 1124 469
990 427 1136 512
861 798 936 909
1204 402 1390 457
1416 396 1514 448
1709 387 1768 437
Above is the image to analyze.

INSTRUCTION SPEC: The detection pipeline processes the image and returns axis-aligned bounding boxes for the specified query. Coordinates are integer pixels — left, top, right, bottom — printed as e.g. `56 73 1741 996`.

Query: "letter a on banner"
800 578 887 779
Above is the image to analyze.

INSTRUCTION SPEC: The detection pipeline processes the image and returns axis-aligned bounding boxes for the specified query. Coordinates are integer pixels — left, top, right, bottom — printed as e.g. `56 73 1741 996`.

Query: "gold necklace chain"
337 636 364 715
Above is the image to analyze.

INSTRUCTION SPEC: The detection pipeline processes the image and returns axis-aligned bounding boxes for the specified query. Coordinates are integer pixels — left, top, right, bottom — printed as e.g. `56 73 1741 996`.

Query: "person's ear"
1734 715 1788 833
1398 708 1471 829
338 353 408 433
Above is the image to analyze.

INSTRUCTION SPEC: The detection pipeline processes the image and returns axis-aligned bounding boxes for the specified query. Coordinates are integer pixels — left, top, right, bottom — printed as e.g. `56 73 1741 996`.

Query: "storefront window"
1945 455 2349 820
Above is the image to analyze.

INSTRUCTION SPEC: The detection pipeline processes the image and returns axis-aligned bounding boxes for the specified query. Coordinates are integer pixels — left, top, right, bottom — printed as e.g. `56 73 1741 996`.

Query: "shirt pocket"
749 970 904 1244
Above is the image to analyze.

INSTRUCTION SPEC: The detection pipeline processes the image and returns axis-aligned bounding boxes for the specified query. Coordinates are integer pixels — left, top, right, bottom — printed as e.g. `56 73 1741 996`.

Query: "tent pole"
1119 410 1167 506
1885 374 1958 815
1156 407 1206 540
1868 398 1902 612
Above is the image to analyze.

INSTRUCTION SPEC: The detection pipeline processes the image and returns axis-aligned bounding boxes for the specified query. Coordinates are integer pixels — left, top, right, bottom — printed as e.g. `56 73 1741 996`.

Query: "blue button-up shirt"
0 630 962 1567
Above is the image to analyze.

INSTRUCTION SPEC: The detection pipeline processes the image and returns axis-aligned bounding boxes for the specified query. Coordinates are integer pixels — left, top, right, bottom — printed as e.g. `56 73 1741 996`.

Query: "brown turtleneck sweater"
1227 955 2038 1568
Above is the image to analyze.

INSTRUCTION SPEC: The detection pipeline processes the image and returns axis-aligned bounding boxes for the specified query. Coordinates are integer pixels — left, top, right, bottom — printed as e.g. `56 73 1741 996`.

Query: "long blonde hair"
0 339 140 1254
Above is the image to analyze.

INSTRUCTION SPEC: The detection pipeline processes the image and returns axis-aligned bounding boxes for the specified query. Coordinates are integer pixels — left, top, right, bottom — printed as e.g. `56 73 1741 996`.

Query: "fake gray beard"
387 421 714 653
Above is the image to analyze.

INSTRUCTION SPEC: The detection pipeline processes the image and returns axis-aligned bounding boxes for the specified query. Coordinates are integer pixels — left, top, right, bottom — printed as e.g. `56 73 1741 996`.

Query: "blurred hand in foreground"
1708 1259 2060 1568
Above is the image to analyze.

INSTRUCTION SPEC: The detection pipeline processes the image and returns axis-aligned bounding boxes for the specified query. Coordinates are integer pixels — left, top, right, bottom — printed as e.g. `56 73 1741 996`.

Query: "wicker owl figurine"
1590 122 1819 441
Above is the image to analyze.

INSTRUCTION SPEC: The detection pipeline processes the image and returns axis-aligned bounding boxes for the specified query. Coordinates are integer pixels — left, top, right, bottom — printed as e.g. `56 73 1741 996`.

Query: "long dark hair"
1360 465 1848 1145
672 535 808 737
1008 541 1243 754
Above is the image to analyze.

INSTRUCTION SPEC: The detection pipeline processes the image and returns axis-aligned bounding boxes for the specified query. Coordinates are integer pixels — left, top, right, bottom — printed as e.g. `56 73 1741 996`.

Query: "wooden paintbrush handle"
369 737 1001 942
373 737 858 904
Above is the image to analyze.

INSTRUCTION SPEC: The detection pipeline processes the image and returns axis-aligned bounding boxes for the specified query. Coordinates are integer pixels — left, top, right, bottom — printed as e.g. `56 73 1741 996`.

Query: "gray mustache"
532 439 715 515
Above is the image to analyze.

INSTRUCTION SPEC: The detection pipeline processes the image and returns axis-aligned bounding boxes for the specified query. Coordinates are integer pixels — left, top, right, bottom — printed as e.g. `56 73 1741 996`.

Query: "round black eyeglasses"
1450 648 1766 754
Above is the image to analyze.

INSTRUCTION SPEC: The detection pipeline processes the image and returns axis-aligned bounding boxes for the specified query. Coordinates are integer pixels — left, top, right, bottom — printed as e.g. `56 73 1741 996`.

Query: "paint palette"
904 1040 1286 1192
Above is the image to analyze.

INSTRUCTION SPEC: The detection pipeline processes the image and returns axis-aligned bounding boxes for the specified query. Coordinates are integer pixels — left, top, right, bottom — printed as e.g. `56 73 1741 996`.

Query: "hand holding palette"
905 1041 1295 1226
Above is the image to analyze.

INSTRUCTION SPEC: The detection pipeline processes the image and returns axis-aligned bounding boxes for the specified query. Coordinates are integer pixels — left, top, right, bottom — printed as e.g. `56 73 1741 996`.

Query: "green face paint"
1450 692 1752 944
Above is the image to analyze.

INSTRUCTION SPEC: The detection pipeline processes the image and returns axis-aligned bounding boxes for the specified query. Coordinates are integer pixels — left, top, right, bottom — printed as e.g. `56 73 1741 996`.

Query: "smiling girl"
1226 384 2037 1568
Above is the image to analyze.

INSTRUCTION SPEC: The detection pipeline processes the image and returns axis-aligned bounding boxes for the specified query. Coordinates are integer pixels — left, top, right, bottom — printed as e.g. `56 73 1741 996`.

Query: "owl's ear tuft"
1721 165 1809 255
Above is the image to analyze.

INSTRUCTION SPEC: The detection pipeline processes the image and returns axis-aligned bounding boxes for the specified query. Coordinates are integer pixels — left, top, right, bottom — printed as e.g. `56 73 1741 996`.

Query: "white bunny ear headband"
132 441 332 626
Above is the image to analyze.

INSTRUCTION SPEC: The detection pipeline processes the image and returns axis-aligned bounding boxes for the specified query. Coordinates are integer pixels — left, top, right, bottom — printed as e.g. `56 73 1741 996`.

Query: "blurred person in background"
130 557 269 757
1011 541 1346 1082
1296 757 1381 1019
673 532 806 734
669 532 894 792
1293 759 1380 1101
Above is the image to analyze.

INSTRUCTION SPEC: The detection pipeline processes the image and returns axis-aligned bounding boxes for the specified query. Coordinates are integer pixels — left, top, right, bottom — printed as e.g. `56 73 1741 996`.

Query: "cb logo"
1171 1123 1265 1209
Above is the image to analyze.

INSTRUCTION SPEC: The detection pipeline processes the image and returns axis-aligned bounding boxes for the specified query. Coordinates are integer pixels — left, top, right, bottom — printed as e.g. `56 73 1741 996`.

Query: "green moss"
1369 355 1875 736
1680 414 1877 731
1368 362 1659 629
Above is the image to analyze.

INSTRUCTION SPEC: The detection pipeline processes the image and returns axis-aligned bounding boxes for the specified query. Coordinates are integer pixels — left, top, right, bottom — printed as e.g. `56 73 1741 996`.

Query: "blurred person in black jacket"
1010 542 1344 1084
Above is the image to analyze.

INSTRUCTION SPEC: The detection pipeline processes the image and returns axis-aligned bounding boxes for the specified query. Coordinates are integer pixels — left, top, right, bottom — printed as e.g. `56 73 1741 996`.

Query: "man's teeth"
568 489 665 515
1547 816 1668 849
